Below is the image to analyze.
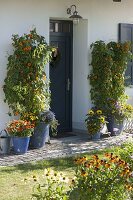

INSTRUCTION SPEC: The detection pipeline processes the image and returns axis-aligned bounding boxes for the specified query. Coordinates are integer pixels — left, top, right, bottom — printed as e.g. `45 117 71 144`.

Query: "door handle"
67 78 71 91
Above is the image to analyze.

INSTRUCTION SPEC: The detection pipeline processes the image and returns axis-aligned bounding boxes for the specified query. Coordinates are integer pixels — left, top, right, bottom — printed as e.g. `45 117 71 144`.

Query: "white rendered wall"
0 0 133 132
72 0 133 131
73 20 90 131
0 0 75 130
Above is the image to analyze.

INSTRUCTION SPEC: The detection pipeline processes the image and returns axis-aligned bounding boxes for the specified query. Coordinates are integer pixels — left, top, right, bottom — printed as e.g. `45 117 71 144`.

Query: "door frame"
49 19 73 132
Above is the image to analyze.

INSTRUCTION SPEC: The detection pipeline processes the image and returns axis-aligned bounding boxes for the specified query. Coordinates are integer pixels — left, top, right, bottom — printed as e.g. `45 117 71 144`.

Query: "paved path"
0 132 132 166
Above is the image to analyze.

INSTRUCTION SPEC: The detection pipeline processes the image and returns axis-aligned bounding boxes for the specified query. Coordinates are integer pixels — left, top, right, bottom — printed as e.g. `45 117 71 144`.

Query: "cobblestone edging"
0 132 132 166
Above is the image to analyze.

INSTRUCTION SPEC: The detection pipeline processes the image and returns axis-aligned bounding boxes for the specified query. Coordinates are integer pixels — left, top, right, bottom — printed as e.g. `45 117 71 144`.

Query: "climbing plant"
3 29 53 122
89 40 132 120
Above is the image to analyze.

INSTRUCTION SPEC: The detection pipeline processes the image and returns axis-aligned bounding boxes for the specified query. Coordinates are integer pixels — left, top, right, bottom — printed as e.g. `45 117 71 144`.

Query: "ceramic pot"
107 116 124 136
30 123 49 149
12 137 30 154
91 132 101 141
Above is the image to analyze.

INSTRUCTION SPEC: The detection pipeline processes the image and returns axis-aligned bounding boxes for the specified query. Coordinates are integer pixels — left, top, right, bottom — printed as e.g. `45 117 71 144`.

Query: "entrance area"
49 20 73 133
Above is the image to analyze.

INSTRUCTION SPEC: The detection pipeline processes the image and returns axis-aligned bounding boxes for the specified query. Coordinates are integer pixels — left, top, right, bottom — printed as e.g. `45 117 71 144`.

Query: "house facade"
0 0 133 132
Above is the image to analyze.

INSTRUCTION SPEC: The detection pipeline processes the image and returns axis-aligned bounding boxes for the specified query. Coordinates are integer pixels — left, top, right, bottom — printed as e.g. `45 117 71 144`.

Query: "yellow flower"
125 184 133 191
100 117 105 123
43 75 46 81
81 170 87 177
126 105 132 110
97 110 102 115
88 110 94 115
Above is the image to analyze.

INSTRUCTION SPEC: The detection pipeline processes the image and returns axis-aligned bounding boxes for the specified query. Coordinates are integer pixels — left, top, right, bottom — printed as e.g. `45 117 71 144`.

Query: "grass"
0 142 133 200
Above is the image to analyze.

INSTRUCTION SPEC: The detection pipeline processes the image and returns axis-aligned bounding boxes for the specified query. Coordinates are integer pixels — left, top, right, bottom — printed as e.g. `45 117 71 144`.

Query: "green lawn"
0 142 133 200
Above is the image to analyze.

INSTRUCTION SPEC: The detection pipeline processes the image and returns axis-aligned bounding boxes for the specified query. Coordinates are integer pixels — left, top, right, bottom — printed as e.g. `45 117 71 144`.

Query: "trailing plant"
3 29 53 120
89 40 132 121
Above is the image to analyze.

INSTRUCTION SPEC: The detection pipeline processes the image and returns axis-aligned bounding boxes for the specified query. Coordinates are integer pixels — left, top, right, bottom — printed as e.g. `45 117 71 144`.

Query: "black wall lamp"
67 5 82 24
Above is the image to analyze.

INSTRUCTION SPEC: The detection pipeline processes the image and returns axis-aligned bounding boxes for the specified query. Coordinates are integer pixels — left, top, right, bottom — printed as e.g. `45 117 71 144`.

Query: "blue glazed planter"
12 137 30 154
30 123 49 149
114 122 124 135
91 132 101 141
107 116 124 135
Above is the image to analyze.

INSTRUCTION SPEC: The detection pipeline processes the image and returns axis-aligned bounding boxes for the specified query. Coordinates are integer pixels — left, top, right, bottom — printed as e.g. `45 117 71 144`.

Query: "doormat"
52 132 77 138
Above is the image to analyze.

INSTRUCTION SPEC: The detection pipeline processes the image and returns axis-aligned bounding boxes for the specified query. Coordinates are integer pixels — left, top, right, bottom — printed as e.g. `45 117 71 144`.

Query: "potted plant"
0 130 11 154
89 41 132 136
6 120 34 154
106 98 133 135
30 110 58 149
85 108 106 140
3 29 57 146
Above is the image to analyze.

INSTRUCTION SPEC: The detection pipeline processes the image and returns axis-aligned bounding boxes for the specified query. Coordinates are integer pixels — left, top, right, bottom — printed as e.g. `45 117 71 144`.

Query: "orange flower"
104 153 110 157
28 34 33 38
95 163 101 168
81 169 87 177
23 47 27 51
23 46 31 51
94 167 99 171
92 155 99 160
14 112 19 116
100 160 104 165
89 160 95 165
19 42 23 46
84 162 91 168
125 184 133 191
109 157 116 163
105 153 113 158
28 46 31 51
27 63 32 67
75 157 87 165
105 163 111 169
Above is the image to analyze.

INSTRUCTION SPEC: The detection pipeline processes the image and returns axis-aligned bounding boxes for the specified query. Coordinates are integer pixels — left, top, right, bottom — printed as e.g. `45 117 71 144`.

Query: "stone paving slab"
0 132 132 166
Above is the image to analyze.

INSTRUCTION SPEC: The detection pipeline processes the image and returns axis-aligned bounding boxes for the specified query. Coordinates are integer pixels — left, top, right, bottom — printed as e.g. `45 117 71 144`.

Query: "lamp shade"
67 5 82 24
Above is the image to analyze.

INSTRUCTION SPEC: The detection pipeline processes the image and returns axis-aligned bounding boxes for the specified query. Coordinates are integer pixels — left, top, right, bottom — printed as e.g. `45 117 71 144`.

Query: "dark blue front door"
50 20 73 133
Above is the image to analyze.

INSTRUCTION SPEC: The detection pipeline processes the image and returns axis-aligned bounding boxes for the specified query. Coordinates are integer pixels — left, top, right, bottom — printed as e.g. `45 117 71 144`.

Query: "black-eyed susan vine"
3 29 54 122
89 40 133 121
